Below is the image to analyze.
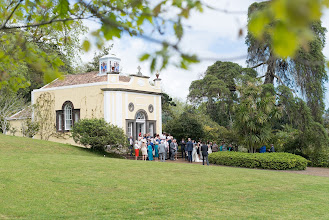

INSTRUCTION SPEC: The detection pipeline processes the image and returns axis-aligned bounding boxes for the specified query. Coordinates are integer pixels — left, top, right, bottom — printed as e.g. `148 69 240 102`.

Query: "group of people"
129 133 218 166
129 133 180 162
259 144 275 153
129 133 275 165
180 138 211 165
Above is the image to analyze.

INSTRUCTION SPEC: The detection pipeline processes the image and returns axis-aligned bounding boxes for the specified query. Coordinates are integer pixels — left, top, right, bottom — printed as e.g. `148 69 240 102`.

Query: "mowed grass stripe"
0 134 329 219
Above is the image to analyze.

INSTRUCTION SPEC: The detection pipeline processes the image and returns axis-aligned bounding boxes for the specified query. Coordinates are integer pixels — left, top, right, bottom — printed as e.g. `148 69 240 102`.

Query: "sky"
79 0 329 105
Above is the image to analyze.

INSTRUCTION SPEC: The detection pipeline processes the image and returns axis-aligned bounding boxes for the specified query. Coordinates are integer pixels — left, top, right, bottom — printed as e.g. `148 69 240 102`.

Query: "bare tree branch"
251 62 265 69
0 15 95 30
273 74 284 85
1 0 23 29
257 75 266 79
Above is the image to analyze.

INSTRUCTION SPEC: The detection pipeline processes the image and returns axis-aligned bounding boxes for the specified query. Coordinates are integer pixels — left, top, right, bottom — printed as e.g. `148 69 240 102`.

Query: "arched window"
56 101 80 132
136 112 145 120
64 104 73 130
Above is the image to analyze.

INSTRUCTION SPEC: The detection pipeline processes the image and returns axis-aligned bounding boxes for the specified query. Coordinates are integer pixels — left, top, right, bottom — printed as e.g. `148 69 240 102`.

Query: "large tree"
246 2 327 123
188 61 257 127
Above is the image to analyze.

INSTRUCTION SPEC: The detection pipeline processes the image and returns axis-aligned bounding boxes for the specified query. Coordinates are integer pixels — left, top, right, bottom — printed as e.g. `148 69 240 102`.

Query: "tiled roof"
42 72 132 89
8 106 32 120
119 75 131 82
43 71 106 88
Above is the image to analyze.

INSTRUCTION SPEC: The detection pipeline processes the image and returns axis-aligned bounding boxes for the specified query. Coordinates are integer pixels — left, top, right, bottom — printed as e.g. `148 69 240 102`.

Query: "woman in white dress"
192 142 201 162
208 143 212 155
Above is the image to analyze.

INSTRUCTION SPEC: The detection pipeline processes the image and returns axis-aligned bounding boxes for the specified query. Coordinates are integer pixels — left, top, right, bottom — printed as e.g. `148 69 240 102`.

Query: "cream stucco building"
8 54 162 144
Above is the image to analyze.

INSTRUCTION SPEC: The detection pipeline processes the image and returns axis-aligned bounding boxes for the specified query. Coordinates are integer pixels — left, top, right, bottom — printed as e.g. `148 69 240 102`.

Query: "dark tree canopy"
164 111 204 141
188 61 257 127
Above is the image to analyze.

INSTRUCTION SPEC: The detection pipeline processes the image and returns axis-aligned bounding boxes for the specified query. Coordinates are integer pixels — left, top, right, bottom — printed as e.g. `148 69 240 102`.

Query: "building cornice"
129 74 150 79
32 81 109 93
101 88 162 95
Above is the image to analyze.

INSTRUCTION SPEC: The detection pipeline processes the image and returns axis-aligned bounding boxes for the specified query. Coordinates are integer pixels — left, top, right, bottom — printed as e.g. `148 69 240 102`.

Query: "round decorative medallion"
137 79 145 86
148 104 154 113
128 102 134 112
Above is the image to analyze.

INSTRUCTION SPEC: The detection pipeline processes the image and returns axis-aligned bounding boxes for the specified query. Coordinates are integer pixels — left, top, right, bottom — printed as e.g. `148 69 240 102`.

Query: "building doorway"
136 110 146 137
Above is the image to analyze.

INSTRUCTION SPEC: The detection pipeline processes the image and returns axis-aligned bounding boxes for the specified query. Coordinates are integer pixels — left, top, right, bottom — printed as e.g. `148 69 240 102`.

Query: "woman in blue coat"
147 142 154 161
154 141 159 160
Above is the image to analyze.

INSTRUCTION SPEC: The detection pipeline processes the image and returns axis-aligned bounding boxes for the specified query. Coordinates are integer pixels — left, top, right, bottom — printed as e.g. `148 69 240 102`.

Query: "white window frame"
149 123 154 136
64 104 73 130
128 122 133 137
58 114 62 131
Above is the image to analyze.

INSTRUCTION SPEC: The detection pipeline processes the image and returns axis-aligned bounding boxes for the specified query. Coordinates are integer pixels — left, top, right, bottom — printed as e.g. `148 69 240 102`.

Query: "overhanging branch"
251 62 265 69
0 16 95 30
1 0 23 29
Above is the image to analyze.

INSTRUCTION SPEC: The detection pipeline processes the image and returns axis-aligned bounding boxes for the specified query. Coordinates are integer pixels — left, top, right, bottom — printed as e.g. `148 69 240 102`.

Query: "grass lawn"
1 134 329 219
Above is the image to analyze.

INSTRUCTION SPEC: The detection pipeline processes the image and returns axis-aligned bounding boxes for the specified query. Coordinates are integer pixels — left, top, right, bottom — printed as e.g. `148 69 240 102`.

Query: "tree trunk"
2 120 8 135
264 53 275 84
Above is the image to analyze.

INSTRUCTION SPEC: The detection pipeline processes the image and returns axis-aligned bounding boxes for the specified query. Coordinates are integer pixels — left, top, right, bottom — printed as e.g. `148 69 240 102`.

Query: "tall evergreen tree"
246 2 327 123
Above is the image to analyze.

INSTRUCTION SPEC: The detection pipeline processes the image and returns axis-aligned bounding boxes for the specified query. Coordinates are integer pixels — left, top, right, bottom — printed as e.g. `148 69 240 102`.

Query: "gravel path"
162 158 329 178
128 156 329 177
279 167 329 177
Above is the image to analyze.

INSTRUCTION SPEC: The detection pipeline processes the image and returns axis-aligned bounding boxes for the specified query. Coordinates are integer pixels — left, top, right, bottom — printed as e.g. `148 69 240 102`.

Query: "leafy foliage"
276 85 329 155
188 61 257 127
164 111 204 141
85 45 114 72
234 81 280 153
209 152 309 170
161 92 177 124
0 0 204 90
72 118 128 151
247 2 327 123
21 119 39 138
248 0 328 58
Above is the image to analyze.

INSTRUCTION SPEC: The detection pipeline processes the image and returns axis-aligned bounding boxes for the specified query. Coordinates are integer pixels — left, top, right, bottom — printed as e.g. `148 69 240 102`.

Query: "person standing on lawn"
134 140 140 160
128 136 134 156
147 141 153 161
180 138 186 159
158 140 166 162
212 142 218 152
186 138 193 163
169 139 176 160
141 140 148 161
154 141 159 160
201 142 209 166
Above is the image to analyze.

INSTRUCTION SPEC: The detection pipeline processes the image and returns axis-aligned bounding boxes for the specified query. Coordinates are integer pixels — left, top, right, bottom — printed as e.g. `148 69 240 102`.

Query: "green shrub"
72 118 128 151
307 150 329 167
21 119 39 138
208 152 309 170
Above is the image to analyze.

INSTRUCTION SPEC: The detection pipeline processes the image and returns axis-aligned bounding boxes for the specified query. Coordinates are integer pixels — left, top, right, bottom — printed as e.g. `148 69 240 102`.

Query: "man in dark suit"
128 136 134 156
180 138 186 159
169 139 176 160
201 142 209 166
186 138 193 163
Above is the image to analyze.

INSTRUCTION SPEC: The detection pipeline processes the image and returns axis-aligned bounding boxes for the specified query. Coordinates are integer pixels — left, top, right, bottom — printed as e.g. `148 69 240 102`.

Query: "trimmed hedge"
208 152 309 170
